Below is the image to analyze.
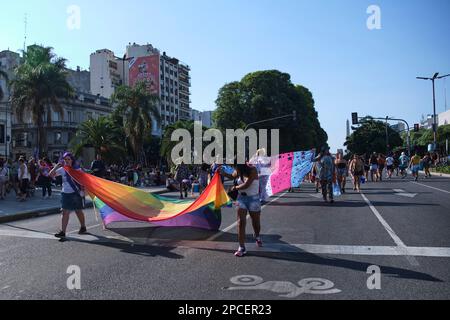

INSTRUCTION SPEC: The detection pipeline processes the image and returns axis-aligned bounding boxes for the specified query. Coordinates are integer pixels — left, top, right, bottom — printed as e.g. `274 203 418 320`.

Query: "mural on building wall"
128 55 160 95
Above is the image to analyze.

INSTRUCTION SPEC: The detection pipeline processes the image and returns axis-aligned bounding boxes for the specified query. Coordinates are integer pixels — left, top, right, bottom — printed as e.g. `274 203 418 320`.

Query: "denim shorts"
411 165 420 174
237 194 261 212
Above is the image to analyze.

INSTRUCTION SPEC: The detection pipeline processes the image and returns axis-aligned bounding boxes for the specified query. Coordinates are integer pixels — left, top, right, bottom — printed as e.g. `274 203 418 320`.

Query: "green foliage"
160 120 210 168
10 45 73 156
70 116 126 164
213 70 328 153
111 82 160 162
345 118 403 155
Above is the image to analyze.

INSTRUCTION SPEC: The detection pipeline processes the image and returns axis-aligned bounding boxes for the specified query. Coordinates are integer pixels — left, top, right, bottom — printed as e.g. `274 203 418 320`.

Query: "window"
86 112 93 120
55 132 62 144
67 111 72 123
0 124 5 144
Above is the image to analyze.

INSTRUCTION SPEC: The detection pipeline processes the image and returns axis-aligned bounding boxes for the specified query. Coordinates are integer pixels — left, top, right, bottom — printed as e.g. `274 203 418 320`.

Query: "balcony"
13 122 79 130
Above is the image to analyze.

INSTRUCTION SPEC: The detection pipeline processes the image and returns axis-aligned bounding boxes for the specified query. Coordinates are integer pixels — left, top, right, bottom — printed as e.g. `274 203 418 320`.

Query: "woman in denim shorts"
221 163 262 257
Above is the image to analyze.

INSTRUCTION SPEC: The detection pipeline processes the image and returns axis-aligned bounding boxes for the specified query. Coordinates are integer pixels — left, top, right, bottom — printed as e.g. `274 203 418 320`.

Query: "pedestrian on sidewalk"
221 163 263 257
0 158 9 200
49 152 87 241
38 158 53 199
18 157 30 202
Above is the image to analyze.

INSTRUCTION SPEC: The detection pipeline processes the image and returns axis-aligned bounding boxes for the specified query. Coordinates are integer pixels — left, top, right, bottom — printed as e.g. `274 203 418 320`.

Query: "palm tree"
0 70 8 101
111 81 160 162
70 116 126 163
10 45 73 157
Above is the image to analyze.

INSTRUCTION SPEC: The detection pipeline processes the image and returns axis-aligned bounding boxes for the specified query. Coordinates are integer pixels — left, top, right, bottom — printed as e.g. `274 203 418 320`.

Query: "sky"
1 0 449 152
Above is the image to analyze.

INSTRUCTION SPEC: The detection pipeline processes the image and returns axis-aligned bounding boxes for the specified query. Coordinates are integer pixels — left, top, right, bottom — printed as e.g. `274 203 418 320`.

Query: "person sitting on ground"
165 173 179 192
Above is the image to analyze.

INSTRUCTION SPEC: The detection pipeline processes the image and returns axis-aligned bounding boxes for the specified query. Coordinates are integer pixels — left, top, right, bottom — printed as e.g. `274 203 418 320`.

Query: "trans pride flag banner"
251 150 315 201
65 168 230 231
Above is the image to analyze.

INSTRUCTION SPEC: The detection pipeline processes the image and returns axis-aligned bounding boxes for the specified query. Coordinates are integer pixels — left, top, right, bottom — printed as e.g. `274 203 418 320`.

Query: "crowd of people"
0 148 447 255
309 149 443 203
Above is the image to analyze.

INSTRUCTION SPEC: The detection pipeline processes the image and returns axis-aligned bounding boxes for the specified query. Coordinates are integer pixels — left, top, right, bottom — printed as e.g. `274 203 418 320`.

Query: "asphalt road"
0 174 449 300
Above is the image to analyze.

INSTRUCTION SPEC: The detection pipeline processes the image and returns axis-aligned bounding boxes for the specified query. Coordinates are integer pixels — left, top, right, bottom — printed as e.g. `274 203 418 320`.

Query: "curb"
420 170 450 178
0 189 170 224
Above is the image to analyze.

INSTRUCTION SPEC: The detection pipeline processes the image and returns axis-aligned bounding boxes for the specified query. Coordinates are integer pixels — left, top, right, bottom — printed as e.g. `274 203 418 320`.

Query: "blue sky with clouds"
1 0 449 151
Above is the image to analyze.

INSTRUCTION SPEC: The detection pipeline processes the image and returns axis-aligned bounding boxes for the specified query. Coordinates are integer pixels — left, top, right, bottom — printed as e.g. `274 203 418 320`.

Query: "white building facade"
0 50 21 159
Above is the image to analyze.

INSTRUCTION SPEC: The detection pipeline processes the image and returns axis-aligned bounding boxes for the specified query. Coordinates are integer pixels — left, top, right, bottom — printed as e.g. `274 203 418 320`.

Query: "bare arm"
49 163 63 178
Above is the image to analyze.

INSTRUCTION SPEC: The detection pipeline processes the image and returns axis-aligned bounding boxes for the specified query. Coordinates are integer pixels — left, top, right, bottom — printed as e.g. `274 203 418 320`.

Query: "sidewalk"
0 185 169 223
420 170 450 178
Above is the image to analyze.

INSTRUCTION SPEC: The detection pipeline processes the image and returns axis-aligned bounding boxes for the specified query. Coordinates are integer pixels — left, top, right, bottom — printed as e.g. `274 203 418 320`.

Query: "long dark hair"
236 164 253 181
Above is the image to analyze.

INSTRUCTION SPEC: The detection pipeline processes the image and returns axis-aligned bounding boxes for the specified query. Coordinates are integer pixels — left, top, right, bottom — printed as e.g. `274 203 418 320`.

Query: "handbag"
227 180 239 201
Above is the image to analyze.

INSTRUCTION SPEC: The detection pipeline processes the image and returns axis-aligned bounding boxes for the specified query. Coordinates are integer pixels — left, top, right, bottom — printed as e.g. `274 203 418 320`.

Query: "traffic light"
414 124 420 132
352 113 359 125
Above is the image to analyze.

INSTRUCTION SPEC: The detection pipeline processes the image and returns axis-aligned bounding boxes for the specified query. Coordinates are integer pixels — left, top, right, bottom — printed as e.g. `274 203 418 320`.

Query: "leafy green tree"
10 45 73 156
213 70 328 153
160 120 209 167
111 82 160 162
70 116 126 163
345 118 402 155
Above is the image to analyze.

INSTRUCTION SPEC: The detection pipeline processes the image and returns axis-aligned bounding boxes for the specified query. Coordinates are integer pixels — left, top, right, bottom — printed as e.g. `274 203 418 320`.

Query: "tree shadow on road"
198 233 443 283
66 232 185 260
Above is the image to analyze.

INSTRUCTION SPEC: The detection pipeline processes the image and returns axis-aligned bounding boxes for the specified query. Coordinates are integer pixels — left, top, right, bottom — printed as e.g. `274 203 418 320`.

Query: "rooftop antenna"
23 13 28 54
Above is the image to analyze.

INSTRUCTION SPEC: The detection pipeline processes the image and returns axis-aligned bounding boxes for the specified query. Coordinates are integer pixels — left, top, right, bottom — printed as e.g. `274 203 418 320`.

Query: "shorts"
387 165 393 171
370 164 378 171
353 170 364 176
411 165 420 174
61 192 84 211
237 194 261 212
20 179 29 194
337 168 347 177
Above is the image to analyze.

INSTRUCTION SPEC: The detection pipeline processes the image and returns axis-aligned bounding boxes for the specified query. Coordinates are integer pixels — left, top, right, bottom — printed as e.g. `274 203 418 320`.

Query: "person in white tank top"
221 163 263 257
18 157 30 202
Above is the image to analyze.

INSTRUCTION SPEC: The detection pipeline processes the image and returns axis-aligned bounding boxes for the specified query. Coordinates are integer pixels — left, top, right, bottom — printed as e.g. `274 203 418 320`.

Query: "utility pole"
417 73 450 150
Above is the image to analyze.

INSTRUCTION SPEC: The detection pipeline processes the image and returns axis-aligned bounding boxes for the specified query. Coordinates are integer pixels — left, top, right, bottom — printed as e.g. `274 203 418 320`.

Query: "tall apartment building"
126 43 192 134
90 43 192 136
191 109 213 128
0 50 21 158
90 49 123 99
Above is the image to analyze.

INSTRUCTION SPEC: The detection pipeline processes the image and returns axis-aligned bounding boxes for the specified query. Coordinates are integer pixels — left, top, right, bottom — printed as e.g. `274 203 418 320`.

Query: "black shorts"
387 165 393 171
20 179 29 194
354 171 364 176
61 192 83 211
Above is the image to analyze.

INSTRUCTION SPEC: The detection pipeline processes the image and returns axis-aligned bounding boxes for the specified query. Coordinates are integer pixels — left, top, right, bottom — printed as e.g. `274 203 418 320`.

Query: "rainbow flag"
65 168 230 231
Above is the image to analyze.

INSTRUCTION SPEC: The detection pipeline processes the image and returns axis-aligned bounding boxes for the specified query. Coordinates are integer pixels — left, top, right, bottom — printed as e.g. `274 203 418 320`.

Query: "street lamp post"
417 73 450 150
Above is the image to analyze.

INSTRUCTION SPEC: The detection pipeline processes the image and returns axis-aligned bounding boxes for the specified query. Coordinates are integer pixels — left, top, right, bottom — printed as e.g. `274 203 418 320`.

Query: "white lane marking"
1 228 450 258
172 241 450 258
411 182 450 194
206 192 289 242
393 189 417 198
360 192 420 266
0 229 55 240
309 193 323 199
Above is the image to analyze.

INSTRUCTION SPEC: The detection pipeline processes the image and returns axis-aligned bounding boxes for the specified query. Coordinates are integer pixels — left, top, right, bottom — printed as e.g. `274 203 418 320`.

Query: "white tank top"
19 163 30 180
238 176 260 196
